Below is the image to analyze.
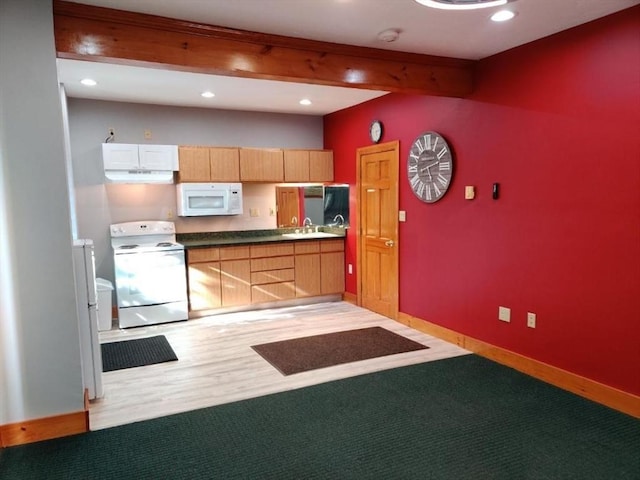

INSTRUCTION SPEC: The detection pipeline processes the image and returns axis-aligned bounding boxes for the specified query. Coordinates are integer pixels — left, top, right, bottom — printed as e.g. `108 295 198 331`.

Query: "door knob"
385 240 395 247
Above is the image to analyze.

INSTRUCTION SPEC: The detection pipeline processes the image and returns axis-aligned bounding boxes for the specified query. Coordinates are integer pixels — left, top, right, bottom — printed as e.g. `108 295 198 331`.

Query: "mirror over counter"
276 185 349 228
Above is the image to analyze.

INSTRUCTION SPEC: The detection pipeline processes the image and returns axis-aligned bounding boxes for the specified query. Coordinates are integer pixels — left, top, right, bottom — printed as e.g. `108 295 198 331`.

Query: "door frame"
356 140 400 319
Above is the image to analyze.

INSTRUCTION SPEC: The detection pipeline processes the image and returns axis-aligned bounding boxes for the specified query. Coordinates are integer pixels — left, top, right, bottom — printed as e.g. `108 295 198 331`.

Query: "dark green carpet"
1 355 638 479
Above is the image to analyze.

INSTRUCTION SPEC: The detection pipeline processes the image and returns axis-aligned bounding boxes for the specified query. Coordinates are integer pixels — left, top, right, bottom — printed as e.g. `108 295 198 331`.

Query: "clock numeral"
422 134 432 151
416 182 425 199
409 152 420 161
425 184 432 201
433 183 442 197
437 147 448 160
439 161 450 171
432 137 439 151
410 174 422 189
437 174 448 187
415 141 425 154
408 164 418 174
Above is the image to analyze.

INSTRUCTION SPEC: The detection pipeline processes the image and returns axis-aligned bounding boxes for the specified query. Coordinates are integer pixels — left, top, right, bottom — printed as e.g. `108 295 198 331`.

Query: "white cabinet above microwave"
102 143 179 183
102 143 178 171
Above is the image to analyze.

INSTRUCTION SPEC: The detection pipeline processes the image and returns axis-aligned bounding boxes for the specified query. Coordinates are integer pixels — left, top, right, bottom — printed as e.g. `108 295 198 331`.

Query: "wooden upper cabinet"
209 147 240 182
240 148 284 182
178 146 210 182
284 149 334 182
309 150 334 182
284 150 310 182
178 146 240 182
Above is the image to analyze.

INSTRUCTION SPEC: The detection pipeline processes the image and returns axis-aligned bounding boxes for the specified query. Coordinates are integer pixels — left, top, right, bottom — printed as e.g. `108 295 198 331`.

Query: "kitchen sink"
281 232 340 239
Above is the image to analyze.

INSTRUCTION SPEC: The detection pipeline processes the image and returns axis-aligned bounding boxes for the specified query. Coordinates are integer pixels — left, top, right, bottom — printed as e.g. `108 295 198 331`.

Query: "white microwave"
176 183 243 216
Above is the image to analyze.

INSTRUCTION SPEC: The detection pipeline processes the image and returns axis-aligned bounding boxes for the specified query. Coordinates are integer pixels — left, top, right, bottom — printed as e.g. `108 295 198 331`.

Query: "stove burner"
156 242 174 247
119 244 139 250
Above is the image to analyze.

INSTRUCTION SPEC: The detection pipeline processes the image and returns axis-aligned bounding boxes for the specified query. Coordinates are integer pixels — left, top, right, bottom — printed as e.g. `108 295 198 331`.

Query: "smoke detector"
377 29 401 43
414 0 508 10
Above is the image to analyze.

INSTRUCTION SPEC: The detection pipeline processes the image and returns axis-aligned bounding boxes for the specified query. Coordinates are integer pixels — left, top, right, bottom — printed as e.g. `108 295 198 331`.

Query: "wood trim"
397 312 640 418
342 291 357 305
1 410 89 447
52 0 474 97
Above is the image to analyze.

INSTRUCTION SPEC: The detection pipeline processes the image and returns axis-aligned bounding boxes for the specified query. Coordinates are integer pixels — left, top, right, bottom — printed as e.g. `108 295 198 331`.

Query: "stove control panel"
110 221 175 237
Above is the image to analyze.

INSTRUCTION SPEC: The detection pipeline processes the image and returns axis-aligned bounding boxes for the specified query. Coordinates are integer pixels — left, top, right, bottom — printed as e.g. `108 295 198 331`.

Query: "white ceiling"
57 0 639 115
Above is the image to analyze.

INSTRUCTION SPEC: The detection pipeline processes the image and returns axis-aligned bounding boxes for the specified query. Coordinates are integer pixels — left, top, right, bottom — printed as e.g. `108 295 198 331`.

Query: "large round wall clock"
407 131 454 203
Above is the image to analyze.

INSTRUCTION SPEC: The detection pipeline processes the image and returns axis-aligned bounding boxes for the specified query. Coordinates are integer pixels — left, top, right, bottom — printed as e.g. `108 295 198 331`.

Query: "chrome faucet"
291 216 298 226
333 214 345 226
303 217 312 227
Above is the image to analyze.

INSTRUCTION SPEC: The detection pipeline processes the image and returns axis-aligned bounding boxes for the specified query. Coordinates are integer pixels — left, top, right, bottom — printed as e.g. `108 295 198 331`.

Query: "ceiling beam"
53 0 475 98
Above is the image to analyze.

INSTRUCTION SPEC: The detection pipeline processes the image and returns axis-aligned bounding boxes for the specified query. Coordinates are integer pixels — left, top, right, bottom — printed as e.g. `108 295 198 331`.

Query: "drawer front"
294 241 320 254
188 247 219 263
251 282 296 303
251 255 294 272
219 246 250 260
250 243 294 258
320 239 345 253
251 268 295 285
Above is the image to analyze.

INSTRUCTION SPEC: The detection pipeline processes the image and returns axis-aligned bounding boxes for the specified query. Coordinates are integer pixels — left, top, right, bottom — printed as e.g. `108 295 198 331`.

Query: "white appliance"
72 239 104 400
177 182 243 216
102 143 178 184
110 221 188 328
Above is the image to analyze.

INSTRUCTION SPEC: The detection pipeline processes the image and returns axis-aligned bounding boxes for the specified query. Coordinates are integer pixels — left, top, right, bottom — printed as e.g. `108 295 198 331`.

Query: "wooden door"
357 141 399 319
276 187 300 227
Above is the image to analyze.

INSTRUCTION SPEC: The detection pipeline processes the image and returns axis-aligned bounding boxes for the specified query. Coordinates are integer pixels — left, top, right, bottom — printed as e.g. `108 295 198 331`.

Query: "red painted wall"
324 7 640 395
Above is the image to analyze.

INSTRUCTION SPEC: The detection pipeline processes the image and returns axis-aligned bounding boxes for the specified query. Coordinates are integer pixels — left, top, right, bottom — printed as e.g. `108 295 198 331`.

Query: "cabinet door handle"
385 240 395 247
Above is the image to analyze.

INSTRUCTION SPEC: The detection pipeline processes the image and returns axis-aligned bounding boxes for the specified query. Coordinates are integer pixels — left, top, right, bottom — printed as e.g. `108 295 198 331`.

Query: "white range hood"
102 143 178 184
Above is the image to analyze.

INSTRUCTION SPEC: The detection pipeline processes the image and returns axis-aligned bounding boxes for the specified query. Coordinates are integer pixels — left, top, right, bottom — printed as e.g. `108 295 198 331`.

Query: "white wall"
0 0 84 425
66 98 324 282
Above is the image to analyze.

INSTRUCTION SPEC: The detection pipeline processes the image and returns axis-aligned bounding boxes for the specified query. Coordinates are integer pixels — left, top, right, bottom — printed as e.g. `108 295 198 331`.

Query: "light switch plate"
399 210 406 222
498 306 511 322
465 186 475 200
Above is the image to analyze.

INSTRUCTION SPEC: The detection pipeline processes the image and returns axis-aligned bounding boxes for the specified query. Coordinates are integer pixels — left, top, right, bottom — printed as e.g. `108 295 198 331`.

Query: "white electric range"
110 220 188 328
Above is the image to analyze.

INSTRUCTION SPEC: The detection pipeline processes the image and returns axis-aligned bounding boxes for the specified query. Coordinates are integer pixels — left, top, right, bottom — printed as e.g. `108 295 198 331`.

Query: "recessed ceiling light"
80 78 97 86
201 91 215 98
414 0 507 10
491 9 515 21
299 99 312 106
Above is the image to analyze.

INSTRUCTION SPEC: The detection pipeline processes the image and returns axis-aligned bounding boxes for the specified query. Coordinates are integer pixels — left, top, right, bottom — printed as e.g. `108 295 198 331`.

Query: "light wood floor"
91 301 470 430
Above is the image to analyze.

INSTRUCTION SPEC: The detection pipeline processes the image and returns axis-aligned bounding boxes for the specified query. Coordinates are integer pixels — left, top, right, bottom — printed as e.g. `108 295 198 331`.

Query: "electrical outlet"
269 207 275 216
498 306 511 322
144 129 152 140
249 208 259 217
527 312 536 328
166 208 173 219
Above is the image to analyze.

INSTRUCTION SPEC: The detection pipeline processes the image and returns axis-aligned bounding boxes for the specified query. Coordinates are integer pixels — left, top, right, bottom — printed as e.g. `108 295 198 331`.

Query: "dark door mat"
101 335 178 372
251 326 428 375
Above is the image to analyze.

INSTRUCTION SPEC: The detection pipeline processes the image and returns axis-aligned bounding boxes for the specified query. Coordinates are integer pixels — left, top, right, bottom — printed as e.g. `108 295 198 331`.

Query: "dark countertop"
177 227 347 248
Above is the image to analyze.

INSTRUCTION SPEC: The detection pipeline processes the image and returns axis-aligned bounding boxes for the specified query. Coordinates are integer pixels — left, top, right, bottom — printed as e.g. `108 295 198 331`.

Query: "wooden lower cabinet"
187 239 344 313
320 239 346 295
220 259 251 307
321 251 345 294
187 247 221 312
188 262 222 310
